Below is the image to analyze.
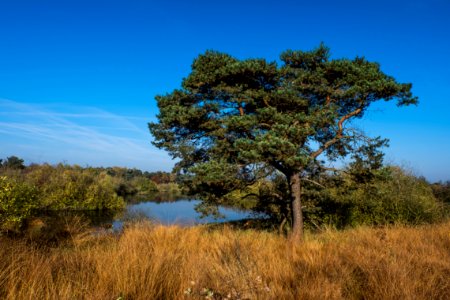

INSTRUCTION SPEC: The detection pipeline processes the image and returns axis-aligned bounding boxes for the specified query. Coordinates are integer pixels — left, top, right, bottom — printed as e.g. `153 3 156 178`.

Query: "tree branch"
310 107 362 159
319 166 349 174
269 160 289 175
302 178 326 188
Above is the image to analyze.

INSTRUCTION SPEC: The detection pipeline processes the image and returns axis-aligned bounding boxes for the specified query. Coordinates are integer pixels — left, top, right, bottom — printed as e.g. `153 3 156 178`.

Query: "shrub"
431 181 450 204
25 165 125 210
315 167 445 227
157 182 181 194
239 166 446 230
84 172 125 210
0 176 38 231
130 176 158 194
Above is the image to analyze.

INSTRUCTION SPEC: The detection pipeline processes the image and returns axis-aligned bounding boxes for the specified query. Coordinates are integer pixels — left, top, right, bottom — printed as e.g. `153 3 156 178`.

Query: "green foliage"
130 176 158 194
0 156 184 232
85 172 126 210
157 182 181 194
0 176 38 231
307 167 445 228
0 160 128 233
144 171 176 184
149 44 417 234
0 157 185 233
0 156 25 170
104 167 175 196
151 45 416 176
431 181 450 204
25 164 125 210
251 176 291 222
225 165 446 230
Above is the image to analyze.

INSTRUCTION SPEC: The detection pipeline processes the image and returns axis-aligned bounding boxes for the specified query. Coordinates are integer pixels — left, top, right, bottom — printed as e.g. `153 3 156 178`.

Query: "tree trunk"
289 172 303 242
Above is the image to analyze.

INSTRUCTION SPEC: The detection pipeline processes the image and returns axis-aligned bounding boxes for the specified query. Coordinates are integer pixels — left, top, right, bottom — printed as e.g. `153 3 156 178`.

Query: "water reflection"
124 192 187 204
36 198 253 231
114 199 252 229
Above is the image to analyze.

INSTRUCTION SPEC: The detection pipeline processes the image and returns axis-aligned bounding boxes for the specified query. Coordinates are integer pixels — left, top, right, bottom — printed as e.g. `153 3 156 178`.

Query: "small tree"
149 44 417 241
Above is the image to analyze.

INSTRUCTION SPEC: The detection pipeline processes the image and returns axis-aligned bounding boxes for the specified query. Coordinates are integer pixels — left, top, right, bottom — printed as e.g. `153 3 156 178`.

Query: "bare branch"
310 107 362 159
319 166 349 174
302 178 326 188
238 106 244 116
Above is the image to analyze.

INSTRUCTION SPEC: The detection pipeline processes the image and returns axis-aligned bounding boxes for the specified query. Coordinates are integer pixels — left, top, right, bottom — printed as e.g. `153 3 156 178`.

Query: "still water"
36 199 255 232
118 199 252 226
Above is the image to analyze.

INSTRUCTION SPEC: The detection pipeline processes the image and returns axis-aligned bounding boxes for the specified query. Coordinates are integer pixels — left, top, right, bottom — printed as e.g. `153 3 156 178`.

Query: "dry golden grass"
1 221 449 299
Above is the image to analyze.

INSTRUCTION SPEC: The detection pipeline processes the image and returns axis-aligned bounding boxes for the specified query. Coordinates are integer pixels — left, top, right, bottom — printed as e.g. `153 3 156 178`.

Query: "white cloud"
0 98 173 171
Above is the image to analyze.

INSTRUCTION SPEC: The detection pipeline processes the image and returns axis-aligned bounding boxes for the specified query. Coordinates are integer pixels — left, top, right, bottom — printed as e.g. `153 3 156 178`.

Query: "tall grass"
1 221 449 299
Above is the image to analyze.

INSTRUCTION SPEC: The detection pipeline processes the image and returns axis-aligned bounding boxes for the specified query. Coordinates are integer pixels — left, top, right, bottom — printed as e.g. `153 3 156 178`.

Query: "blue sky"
0 0 449 182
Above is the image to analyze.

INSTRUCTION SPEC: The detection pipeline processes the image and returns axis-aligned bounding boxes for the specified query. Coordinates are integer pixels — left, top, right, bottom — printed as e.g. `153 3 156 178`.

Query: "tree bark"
289 172 303 242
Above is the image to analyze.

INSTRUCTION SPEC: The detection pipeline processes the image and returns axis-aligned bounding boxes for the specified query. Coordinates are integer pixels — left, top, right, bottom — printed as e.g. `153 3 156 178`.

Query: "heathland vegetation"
2 45 450 299
1 155 448 235
1 221 449 299
0 156 179 232
1 156 449 299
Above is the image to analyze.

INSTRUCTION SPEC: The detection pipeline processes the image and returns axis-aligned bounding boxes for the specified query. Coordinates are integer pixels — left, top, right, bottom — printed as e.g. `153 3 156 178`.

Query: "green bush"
157 182 181 194
241 166 446 230
431 181 450 204
84 172 125 210
25 164 125 210
314 167 445 227
0 176 38 231
130 177 158 194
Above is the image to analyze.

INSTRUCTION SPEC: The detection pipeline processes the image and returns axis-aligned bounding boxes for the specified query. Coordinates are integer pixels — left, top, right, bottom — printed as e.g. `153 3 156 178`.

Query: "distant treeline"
0 156 179 231
1 155 449 233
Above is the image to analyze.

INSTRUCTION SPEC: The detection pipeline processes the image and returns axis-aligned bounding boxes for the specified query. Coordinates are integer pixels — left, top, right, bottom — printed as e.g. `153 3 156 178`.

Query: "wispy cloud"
0 99 173 170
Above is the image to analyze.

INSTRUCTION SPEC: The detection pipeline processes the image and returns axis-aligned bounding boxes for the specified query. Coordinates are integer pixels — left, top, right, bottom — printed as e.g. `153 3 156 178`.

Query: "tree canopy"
0 156 25 170
149 44 417 241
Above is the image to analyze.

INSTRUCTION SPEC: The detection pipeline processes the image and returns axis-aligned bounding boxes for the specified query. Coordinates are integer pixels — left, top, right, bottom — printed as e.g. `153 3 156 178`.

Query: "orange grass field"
1 221 449 299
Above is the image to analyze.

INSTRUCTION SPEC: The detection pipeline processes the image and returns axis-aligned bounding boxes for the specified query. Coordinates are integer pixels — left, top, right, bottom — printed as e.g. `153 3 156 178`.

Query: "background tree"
431 181 450 204
1 156 25 170
149 44 417 241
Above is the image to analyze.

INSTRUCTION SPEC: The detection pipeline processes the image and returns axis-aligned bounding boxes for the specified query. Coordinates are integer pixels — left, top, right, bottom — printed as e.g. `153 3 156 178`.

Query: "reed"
1 221 449 299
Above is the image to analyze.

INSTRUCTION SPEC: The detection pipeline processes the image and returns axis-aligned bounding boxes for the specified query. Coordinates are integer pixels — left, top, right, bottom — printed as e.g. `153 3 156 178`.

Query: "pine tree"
149 44 417 241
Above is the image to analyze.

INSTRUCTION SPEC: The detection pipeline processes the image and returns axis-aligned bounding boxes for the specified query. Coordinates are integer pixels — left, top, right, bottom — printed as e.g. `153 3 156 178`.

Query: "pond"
35 198 255 232
112 199 254 230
